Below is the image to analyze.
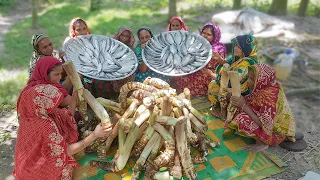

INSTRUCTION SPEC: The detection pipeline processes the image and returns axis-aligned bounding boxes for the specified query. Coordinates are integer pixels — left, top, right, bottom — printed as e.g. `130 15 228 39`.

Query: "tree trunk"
269 0 288 16
232 0 242 10
298 0 309 17
31 0 38 28
89 0 101 11
168 0 177 20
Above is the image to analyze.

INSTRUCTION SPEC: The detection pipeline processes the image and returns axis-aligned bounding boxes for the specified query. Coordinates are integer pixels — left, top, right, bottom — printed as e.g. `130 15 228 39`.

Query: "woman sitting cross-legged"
224 63 296 152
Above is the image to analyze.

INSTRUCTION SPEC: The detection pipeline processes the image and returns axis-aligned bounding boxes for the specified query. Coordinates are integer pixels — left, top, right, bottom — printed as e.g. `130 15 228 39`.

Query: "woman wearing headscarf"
13 57 111 179
224 63 296 152
167 16 188 31
64 17 91 44
113 26 135 48
135 27 171 83
208 34 259 108
29 33 64 77
171 22 226 96
63 18 115 99
112 26 136 92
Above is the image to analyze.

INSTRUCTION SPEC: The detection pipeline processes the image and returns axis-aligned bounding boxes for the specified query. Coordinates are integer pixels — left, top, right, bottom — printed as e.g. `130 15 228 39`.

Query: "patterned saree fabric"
227 63 296 146
29 33 61 77
208 34 258 106
20 56 69 108
171 22 226 96
13 83 79 180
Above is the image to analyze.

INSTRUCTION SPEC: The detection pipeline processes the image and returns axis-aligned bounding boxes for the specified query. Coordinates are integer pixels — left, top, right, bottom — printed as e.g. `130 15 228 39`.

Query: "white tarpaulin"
212 7 298 43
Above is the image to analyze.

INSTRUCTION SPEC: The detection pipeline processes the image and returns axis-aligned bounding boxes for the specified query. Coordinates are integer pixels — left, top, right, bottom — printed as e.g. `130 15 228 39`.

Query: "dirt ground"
0 2 319 180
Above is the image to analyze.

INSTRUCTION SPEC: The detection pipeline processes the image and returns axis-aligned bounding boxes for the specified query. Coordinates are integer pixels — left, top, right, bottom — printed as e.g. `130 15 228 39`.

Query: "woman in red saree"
13 57 111 180
225 63 296 152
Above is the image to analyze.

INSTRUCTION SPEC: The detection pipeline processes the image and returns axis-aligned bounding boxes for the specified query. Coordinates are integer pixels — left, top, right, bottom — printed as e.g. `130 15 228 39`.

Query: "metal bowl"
62 34 138 81
142 31 212 76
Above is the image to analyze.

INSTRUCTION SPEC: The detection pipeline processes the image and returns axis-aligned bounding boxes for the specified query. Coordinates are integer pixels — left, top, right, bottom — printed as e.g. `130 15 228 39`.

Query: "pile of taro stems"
63 62 220 180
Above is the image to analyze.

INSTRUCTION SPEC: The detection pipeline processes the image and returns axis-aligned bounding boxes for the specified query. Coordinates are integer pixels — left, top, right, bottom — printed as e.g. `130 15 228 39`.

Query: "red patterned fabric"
167 16 188 31
27 56 68 97
13 84 79 180
228 64 291 146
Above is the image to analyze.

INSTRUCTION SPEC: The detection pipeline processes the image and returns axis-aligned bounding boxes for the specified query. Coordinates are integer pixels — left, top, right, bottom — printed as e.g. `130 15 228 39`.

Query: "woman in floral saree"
208 34 259 108
225 63 296 152
13 57 111 180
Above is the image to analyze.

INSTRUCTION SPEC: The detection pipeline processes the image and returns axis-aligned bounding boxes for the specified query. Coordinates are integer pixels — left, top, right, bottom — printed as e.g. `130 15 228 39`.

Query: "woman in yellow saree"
208 35 258 108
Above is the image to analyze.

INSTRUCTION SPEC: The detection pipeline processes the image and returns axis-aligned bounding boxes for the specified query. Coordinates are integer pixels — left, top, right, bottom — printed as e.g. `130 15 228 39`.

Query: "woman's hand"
59 51 66 58
201 68 215 78
93 123 112 139
141 43 146 49
230 96 246 109
212 52 225 65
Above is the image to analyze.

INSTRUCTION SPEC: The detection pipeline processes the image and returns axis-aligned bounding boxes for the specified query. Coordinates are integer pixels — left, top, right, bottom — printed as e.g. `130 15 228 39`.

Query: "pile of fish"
142 31 212 76
62 34 138 81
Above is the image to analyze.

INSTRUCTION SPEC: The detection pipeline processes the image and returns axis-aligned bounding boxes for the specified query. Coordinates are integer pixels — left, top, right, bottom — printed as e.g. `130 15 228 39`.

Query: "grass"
0 75 27 106
0 0 15 15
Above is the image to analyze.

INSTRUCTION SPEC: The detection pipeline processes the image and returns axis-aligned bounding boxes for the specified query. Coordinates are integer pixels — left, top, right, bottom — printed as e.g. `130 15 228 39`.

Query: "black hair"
137 27 153 39
73 19 85 26
202 25 215 36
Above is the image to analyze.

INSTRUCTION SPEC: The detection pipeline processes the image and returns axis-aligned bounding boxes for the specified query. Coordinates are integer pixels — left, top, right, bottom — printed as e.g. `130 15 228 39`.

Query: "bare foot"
243 139 269 153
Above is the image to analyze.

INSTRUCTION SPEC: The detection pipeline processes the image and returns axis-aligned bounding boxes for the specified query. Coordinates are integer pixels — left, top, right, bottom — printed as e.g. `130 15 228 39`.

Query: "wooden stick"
82 89 112 126
62 61 83 90
286 86 320 97
160 96 172 116
226 71 241 123
175 121 197 180
229 71 241 97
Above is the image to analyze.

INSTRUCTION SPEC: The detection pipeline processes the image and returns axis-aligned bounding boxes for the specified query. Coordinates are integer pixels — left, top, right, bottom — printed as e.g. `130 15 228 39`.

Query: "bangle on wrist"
241 103 246 111
81 140 87 148
92 131 97 139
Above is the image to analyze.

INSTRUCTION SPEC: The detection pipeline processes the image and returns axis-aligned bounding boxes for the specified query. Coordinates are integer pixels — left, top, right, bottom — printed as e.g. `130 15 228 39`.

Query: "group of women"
13 16 296 179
